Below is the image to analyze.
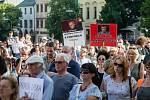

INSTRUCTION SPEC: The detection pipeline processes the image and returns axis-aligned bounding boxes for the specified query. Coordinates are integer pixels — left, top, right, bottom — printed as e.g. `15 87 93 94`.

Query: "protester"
50 53 77 100
21 55 53 100
54 39 61 54
0 56 7 77
87 46 97 66
7 31 15 47
48 46 80 79
16 46 30 75
127 48 145 81
69 63 102 100
11 36 23 58
79 46 91 65
104 47 118 74
101 56 137 100
136 36 149 55
0 76 18 100
44 42 56 72
2 40 12 58
96 50 109 74
136 54 150 100
61 46 80 79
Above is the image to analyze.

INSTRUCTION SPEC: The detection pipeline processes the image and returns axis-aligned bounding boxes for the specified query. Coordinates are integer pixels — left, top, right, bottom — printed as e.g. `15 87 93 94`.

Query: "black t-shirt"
92 69 104 89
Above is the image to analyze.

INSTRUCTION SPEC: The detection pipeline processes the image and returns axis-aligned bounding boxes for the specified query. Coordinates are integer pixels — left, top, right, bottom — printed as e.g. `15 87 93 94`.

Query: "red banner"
90 24 117 46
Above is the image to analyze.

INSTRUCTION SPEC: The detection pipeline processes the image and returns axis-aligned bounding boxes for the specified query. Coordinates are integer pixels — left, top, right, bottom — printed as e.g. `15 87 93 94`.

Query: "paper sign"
90 24 117 46
62 19 85 47
19 77 44 100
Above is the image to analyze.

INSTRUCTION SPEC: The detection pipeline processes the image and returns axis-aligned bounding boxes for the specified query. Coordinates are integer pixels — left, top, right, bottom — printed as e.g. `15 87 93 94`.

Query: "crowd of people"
0 31 150 100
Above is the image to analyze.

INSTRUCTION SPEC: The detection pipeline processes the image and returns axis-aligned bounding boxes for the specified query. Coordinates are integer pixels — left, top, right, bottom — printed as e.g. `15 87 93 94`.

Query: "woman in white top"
69 63 102 100
101 56 137 100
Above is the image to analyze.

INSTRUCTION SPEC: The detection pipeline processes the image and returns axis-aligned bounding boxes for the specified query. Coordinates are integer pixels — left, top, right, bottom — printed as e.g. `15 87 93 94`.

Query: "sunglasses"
80 71 89 74
54 61 65 64
98 58 105 61
114 63 124 67
129 47 136 50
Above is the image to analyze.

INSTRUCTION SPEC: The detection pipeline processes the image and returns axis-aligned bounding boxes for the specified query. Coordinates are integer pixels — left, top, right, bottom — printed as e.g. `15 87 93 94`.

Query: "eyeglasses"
80 71 89 74
114 63 124 67
54 61 65 64
98 58 105 61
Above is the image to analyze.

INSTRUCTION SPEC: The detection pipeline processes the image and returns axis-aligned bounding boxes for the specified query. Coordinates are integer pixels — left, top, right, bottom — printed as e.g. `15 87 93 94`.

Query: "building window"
40 20 43 28
45 3 48 12
24 8 27 14
79 8 83 17
29 20 33 28
36 4 39 12
36 20 39 28
24 20 27 28
45 20 47 28
94 7 97 19
86 7 90 19
41 4 43 12
30 8 32 14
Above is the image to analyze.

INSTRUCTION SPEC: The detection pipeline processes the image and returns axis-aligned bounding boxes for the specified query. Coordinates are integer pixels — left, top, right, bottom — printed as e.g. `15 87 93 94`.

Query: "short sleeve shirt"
69 83 102 100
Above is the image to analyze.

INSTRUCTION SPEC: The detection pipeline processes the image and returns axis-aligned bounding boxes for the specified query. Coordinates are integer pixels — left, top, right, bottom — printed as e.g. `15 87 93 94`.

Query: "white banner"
63 30 85 47
19 77 44 100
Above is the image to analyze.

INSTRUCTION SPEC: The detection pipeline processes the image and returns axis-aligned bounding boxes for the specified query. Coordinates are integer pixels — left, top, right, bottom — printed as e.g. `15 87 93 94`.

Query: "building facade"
3 0 22 5
79 0 105 40
18 0 36 41
35 0 49 42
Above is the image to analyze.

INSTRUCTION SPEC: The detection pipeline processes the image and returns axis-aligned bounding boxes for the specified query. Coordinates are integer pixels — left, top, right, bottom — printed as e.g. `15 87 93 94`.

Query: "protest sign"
90 24 117 46
61 19 85 47
19 77 44 100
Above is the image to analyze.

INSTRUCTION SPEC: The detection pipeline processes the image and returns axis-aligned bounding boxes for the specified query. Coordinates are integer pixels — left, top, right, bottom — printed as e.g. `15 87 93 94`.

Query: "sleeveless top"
137 87 150 100
129 63 140 81
104 75 137 100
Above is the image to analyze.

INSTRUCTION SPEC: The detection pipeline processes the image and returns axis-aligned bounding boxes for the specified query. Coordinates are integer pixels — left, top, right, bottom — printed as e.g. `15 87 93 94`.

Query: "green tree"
0 3 21 35
100 0 144 29
46 0 79 41
140 0 150 37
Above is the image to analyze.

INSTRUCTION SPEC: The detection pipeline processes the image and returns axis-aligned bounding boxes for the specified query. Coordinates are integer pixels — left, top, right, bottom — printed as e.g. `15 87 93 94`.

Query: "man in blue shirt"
50 53 77 100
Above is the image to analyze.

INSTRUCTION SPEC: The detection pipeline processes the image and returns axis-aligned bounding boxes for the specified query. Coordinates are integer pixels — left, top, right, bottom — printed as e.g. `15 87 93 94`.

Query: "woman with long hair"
101 56 137 100
127 47 145 81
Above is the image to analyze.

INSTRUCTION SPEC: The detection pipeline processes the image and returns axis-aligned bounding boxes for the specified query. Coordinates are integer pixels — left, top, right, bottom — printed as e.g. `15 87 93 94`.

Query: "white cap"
25 55 44 65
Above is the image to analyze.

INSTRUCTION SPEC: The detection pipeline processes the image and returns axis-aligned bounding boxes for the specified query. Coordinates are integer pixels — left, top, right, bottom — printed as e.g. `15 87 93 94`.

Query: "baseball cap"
25 55 44 65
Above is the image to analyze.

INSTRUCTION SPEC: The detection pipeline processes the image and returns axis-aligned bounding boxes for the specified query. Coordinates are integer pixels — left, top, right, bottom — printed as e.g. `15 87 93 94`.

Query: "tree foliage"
0 3 21 34
140 0 150 37
46 0 79 41
101 0 144 29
